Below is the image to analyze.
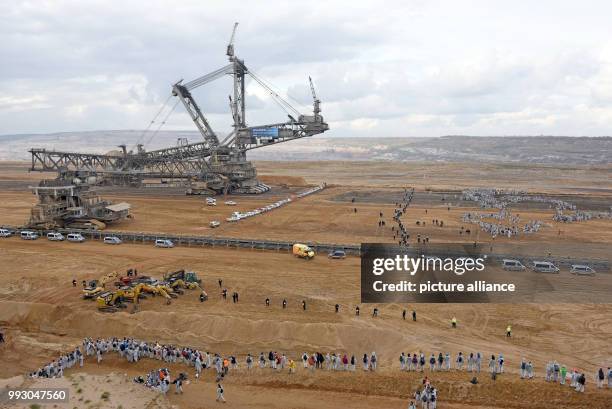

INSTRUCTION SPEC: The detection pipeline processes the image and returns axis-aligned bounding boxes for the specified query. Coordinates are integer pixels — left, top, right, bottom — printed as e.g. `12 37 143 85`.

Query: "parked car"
209 221 221 228
502 259 525 271
20 230 39 240
206 198 217 206
67 233 85 242
328 250 346 259
225 201 237 206
155 239 174 248
530 261 559 273
47 232 65 241
0 228 13 237
103 236 122 245
570 264 596 276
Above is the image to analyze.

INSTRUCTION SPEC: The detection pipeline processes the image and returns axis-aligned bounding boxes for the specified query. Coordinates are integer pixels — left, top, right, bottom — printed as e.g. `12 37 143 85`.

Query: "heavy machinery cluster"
83 269 206 313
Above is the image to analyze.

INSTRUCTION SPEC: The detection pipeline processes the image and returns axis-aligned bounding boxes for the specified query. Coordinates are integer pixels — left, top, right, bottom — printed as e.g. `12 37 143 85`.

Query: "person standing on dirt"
506 325 512 337
302 300 307 311
372 307 379 317
412 310 417 321
597 368 605 388
560 365 567 385
72 279 77 287
216 383 226 403
265 298 270 307
335 304 340 313
370 352 377 371
355 306 360 316
577 373 586 392
222 289 227 300
218 279 223 288
488 355 496 377
402 309 407 320
451 316 457 328
174 376 183 394
0 331 4 344
282 299 287 309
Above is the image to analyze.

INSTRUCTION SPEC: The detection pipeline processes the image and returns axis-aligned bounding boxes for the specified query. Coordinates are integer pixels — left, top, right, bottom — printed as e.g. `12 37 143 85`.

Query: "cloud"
1 0 612 138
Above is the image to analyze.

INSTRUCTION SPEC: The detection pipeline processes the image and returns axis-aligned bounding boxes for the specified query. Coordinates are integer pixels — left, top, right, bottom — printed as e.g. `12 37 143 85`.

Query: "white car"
502 259 525 271
155 239 174 248
20 231 39 240
0 228 13 237
206 198 217 206
570 264 596 276
209 221 221 228
225 201 237 206
47 232 65 241
67 233 85 242
530 261 559 273
103 236 122 245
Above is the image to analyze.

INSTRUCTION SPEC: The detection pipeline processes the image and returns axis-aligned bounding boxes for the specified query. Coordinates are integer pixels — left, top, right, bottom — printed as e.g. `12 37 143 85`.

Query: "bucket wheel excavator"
29 23 329 195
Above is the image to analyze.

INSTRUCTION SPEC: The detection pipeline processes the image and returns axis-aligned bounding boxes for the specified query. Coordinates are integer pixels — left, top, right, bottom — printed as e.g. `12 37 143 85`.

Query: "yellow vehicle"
163 269 202 286
120 284 149 303
83 280 104 299
82 272 119 299
96 290 128 312
292 243 315 259
140 283 172 305
156 283 179 298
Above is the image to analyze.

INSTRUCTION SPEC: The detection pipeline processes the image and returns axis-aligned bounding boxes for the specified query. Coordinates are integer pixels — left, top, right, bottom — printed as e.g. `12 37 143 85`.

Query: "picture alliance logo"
372 255 487 276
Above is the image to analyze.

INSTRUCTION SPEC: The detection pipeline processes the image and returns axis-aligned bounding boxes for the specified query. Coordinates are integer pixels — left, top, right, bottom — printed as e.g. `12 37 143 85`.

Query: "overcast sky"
1 0 611 138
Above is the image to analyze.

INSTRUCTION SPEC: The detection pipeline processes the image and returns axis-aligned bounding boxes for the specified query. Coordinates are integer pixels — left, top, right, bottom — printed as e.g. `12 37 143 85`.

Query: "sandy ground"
0 160 611 408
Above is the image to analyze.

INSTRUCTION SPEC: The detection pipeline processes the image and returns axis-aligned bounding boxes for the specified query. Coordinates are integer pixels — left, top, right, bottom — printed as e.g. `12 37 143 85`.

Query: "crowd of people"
392 187 414 246
461 188 577 211
411 378 439 409
23 335 612 407
134 368 187 395
461 211 544 238
554 208 612 223
461 188 611 237
28 346 83 378
540 361 611 393
398 352 508 375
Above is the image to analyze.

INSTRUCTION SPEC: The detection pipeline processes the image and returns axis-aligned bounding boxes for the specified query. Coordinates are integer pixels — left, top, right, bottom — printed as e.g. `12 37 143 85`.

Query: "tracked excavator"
96 290 128 313
83 272 120 299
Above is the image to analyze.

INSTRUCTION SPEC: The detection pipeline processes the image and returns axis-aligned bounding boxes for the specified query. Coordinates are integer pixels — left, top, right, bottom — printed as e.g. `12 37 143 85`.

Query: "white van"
20 231 39 240
155 239 174 248
0 228 13 237
103 236 122 245
570 264 596 276
67 233 85 243
531 261 559 273
502 259 525 271
47 232 65 241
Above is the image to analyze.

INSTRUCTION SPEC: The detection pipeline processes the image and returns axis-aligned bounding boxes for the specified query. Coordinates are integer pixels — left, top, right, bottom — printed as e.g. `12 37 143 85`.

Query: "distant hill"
0 131 610 165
